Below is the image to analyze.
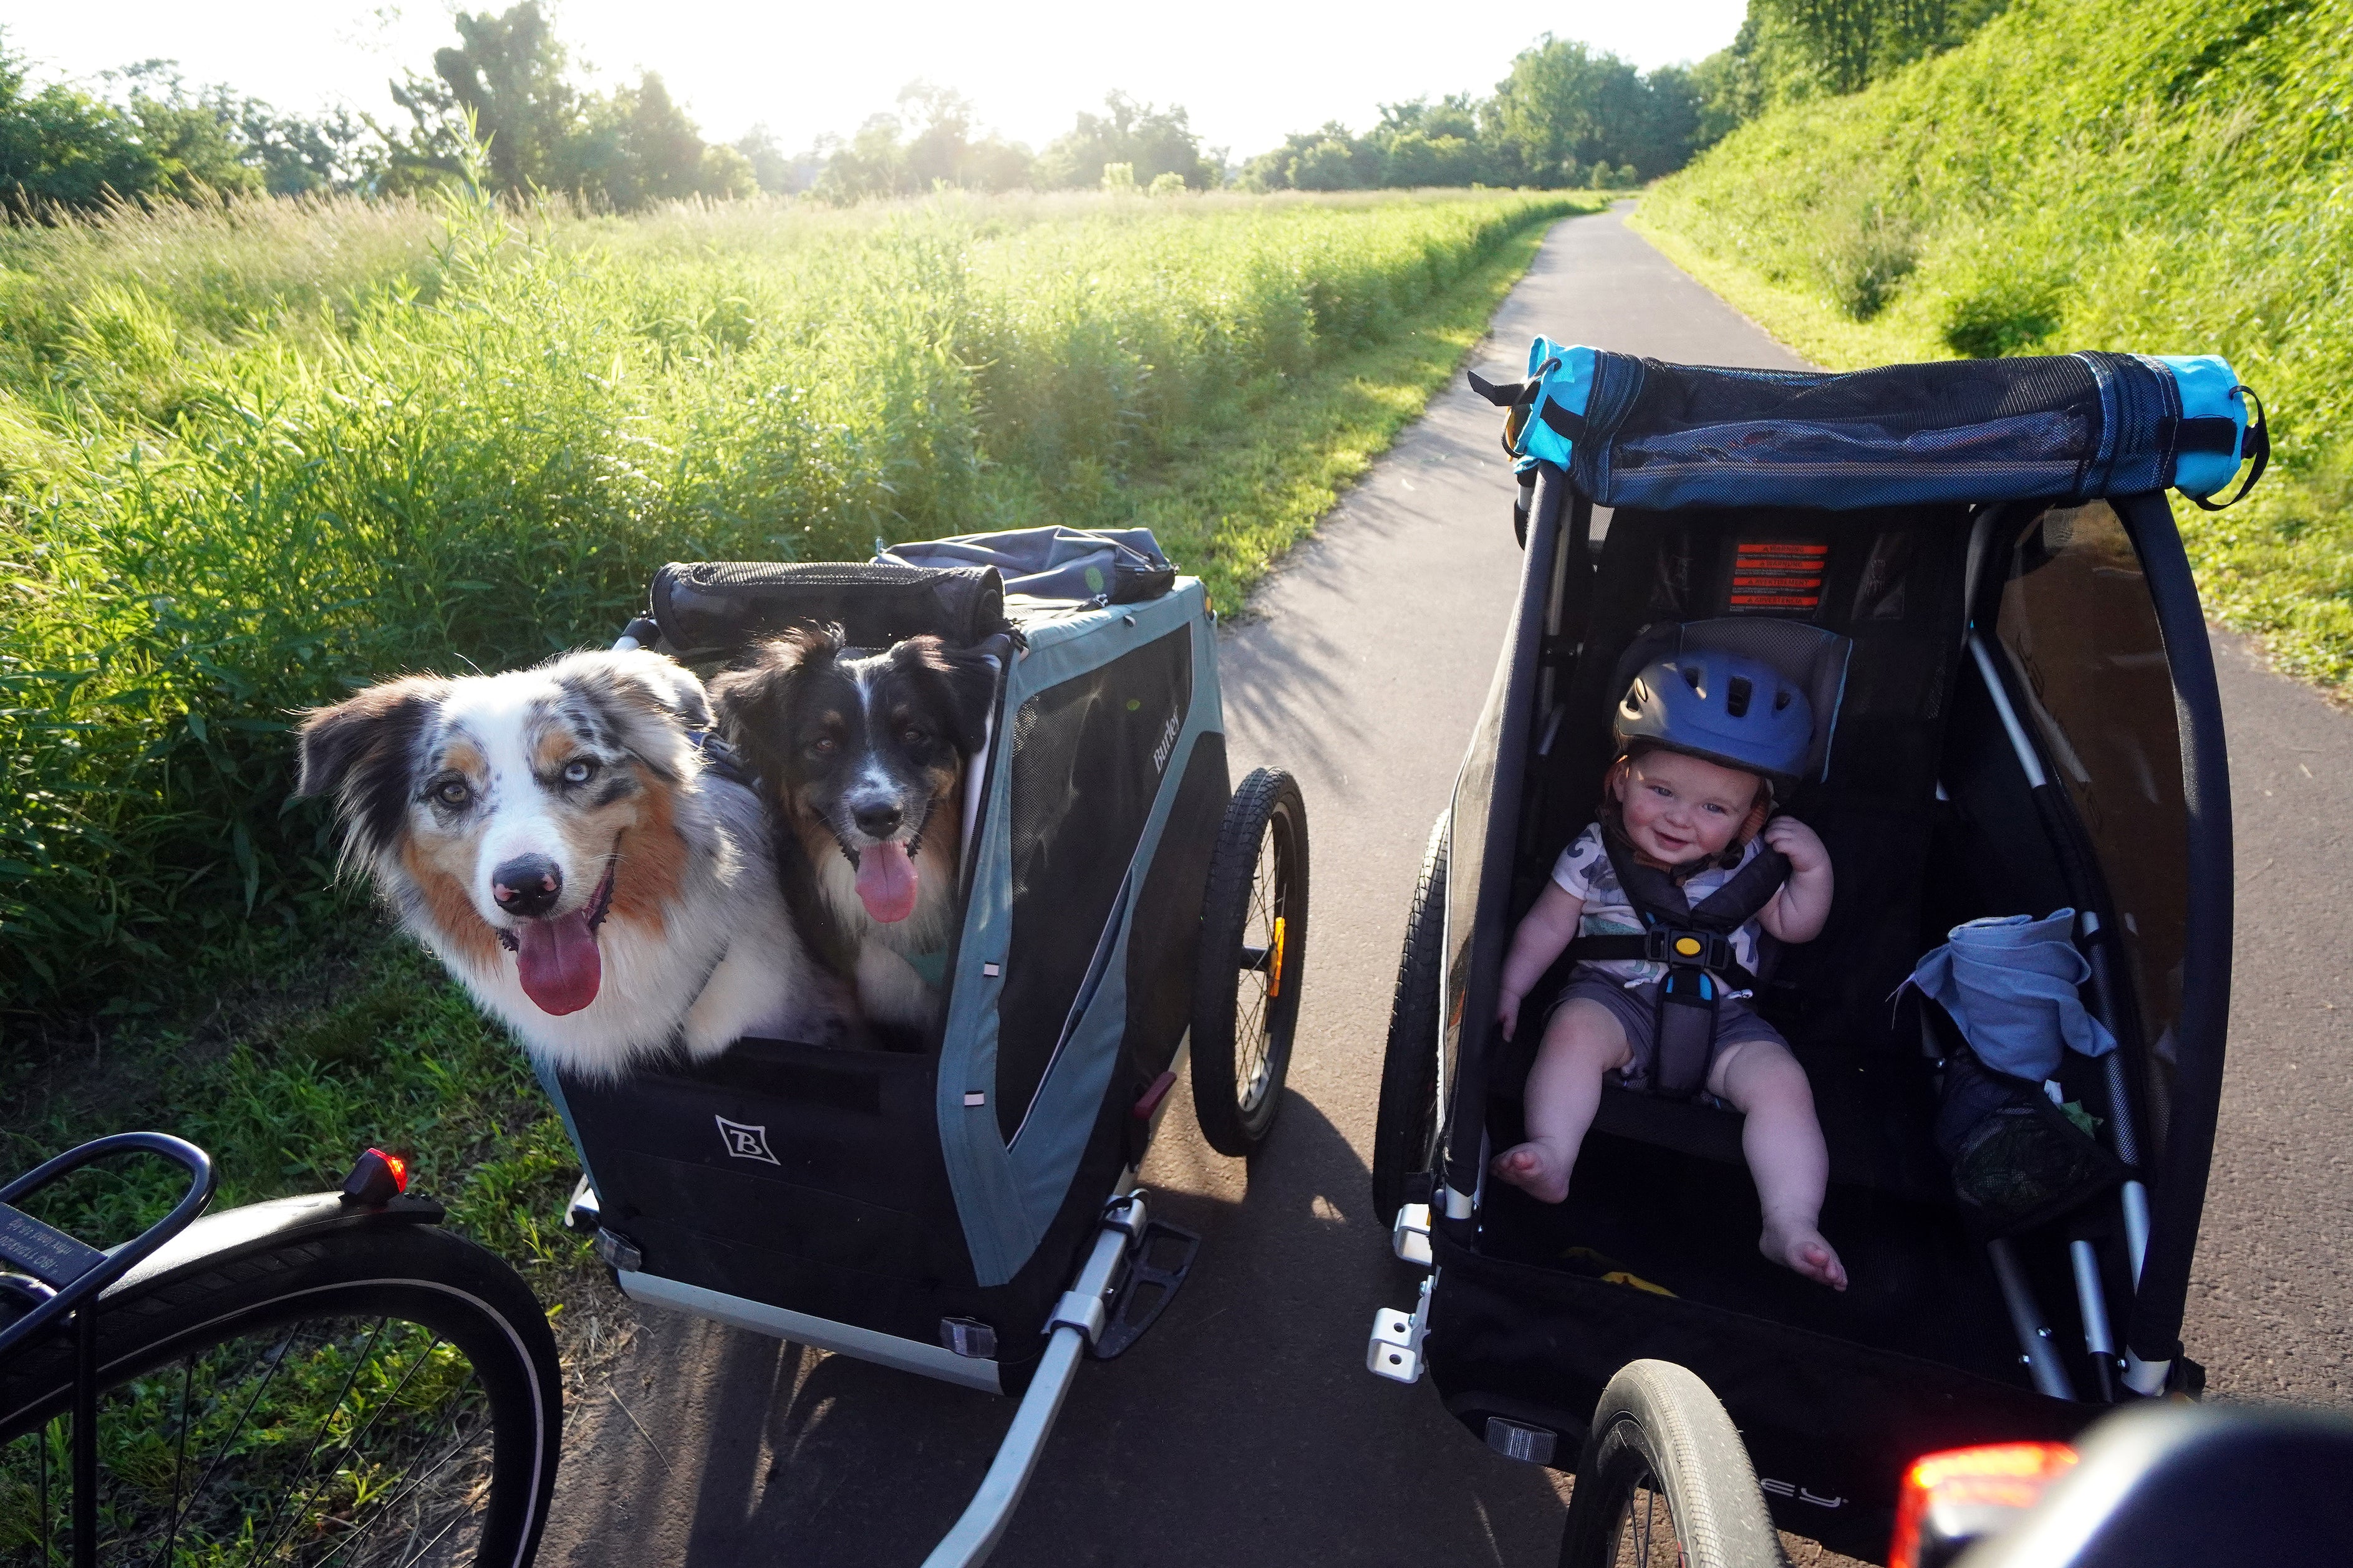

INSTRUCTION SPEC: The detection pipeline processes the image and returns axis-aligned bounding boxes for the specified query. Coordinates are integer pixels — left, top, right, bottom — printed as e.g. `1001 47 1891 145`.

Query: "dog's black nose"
853 802 904 840
491 856 563 917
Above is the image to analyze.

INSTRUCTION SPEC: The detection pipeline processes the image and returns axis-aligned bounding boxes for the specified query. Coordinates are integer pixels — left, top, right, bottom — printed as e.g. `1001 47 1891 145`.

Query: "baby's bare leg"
1711 1036 1847 1290
1491 999 1631 1204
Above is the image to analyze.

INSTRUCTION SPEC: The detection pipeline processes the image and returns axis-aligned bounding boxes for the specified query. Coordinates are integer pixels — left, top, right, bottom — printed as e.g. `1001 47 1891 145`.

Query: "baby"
1491 654 1847 1289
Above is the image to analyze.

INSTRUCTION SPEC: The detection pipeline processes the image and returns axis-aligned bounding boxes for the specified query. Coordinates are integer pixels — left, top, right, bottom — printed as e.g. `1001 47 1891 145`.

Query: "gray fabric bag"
879 526 1173 606
1901 909 2115 1081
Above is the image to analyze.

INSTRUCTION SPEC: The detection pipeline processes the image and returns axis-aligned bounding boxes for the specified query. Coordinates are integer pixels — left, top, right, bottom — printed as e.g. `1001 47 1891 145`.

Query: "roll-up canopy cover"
1495 339 2264 512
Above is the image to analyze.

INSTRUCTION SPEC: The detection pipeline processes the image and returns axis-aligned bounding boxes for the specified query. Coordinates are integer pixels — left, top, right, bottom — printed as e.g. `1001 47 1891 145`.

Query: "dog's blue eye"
563 759 596 784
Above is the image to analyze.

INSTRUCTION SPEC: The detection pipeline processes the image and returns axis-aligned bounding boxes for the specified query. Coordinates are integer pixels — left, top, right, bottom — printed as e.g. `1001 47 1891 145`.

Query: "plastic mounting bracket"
1367 1273 1434 1384
1391 1201 1433 1268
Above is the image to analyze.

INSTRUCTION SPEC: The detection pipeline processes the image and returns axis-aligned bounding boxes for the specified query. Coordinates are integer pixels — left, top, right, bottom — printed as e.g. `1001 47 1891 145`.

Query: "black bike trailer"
1369 344 2264 1561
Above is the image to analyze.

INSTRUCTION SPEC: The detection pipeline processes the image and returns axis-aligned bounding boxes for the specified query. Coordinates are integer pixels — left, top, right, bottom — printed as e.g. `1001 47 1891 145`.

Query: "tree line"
1239 0 2012 193
0 7 1217 212
1 0 2010 213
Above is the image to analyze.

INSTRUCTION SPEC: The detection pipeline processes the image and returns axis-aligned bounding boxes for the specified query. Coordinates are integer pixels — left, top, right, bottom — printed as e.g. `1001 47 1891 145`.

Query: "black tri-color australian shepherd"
712 624 997 1046
297 649 849 1079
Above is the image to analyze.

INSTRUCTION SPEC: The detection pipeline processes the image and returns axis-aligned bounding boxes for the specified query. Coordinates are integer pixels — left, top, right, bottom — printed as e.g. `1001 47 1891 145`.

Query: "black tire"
1559 1360 1788 1568
1191 766 1310 1157
1371 812 1448 1227
1 1221 562 1568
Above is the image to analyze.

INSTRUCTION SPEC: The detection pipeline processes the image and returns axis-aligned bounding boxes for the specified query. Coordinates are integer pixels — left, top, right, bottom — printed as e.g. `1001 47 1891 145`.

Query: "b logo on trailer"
714 1116 780 1165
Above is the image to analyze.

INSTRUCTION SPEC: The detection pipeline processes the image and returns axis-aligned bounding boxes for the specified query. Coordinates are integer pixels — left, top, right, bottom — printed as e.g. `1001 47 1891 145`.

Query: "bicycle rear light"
1888 1441 2077 1568
342 1147 408 1205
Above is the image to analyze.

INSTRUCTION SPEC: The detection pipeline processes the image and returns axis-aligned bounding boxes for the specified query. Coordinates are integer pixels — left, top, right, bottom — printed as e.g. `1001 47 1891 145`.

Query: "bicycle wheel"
1190 766 1310 1157
1371 811 1448 1227
1558 1360 1787 1568
0 1217 561 1567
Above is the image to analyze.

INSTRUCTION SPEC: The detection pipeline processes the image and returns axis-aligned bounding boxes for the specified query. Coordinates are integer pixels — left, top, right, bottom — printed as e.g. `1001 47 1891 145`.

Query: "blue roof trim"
1532 342 2253 511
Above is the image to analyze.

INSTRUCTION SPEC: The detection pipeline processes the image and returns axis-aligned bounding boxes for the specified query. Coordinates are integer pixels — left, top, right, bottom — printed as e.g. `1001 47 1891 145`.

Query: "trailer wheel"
1371 812 1447 1227
1191 767 1309 1157
1558 1360 1789 1568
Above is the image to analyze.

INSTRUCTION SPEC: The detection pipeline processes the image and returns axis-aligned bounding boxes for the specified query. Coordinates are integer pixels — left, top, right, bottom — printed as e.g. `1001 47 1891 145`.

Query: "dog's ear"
896 637 1000 755
546 650 714 781
709 623 844 771
608 648 712 731
296 676 447 860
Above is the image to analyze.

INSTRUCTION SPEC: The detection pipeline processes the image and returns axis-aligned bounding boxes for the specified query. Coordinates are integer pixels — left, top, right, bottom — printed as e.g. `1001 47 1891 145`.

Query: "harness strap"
1563 934 1761 995
687 729 753 789
1558 827 1792 1100
1603 829 1791 933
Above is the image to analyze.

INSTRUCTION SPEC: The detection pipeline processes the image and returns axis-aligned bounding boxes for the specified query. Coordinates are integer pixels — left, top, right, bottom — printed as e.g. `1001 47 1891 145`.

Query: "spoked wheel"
1371 812 1448 1227
1191 766 1310 1157
1559 1360 1788 1568
0 1221 561 1567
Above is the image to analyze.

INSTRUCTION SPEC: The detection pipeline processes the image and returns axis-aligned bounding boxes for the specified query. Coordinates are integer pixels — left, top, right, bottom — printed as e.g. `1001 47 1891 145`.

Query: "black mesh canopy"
1572 352 2214 511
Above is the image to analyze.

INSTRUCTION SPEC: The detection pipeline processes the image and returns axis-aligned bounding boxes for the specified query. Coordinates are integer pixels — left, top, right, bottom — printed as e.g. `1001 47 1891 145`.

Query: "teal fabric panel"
1513 337 1599 473
2157 354 2248 498
936 580 1224 1285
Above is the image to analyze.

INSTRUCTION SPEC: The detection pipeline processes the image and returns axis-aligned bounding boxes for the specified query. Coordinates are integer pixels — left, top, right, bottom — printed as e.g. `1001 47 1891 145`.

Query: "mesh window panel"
995 626 1194 1139
1994 501 2188 1143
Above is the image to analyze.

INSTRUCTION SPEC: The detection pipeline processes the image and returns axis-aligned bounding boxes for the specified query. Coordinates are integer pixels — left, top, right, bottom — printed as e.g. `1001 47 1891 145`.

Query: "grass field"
1632 0 2353 690
1 184 1598 1024
0 188 1595 1403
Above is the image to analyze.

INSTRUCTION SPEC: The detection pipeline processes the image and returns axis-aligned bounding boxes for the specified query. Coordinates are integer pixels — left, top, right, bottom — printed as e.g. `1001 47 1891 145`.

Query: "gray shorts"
1547 973 1789 1095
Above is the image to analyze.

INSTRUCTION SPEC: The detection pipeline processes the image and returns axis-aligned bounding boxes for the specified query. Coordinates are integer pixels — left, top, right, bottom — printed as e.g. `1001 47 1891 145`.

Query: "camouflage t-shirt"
1550 822 1768 991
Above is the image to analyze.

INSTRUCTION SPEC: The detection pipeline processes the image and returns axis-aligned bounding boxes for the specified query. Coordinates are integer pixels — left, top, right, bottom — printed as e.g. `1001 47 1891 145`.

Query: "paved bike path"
536 208 2350 1568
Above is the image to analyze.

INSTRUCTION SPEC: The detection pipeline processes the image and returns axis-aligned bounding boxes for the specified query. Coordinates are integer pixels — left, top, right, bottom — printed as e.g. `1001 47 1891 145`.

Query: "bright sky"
6 2 1751 158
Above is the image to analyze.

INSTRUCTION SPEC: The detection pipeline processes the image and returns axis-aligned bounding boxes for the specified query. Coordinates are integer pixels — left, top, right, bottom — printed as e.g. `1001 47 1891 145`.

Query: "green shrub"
1814 196 1919 320
0 186 1588 1015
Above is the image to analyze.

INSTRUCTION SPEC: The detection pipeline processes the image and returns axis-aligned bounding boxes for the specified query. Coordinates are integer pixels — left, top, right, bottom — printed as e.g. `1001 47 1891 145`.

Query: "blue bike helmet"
1615 652 1813 789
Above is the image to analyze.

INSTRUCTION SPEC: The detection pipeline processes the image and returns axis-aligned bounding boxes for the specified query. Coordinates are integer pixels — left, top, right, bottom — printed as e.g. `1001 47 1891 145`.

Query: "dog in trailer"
297 648 848 1079
711 624 996 1044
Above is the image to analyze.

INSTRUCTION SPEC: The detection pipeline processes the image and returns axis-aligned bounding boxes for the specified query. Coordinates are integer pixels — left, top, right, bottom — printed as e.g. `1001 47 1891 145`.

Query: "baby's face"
1615 750 1763 863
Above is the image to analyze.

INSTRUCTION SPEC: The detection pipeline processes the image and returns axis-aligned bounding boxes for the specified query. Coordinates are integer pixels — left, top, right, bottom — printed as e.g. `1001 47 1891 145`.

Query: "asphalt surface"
534 208 2352 1567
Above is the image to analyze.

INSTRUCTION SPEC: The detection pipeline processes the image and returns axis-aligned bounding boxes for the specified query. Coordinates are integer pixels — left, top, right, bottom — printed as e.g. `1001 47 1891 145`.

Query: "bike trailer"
537 536 1309 1564
1372 347 2261 1560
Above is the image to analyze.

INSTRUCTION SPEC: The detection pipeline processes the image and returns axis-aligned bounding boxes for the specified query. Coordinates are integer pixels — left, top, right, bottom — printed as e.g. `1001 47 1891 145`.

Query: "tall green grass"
1 186 1592 1016
1633 0 2353 686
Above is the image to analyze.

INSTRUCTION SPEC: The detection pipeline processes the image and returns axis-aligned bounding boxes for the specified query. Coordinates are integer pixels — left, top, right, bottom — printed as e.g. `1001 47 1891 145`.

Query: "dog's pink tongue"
514 914 602 1015
856 840 920 923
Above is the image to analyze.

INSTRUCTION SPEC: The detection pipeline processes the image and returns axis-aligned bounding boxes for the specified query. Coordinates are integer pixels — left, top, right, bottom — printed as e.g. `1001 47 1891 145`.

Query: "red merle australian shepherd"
711 625 997 1047
297 649 848 1079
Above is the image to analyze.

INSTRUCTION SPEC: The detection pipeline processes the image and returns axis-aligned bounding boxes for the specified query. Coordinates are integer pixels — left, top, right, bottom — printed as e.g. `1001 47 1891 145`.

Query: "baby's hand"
1498 990 1522 1042
1762 815 1829 875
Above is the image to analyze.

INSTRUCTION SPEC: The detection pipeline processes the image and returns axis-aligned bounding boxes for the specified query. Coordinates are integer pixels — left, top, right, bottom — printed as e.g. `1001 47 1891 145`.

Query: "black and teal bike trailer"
539 534 1310 1567
1372 344 2263 1560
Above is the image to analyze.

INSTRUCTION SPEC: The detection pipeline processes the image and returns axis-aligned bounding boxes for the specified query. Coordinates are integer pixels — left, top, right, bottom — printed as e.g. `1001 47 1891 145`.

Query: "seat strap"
1557 827 1793 1100
1561 934 1762 996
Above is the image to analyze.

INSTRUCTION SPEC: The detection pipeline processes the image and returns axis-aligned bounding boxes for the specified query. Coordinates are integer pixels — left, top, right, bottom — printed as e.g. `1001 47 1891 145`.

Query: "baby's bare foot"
1491 1141 1573 1204
1761 1215 1848 1290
